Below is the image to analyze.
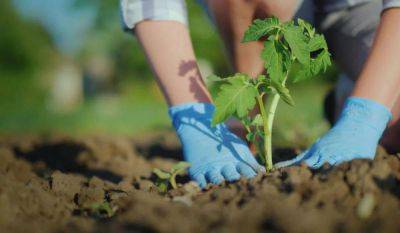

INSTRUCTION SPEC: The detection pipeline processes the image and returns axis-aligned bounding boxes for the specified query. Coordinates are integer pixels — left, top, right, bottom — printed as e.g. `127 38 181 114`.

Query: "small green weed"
152 162 191 192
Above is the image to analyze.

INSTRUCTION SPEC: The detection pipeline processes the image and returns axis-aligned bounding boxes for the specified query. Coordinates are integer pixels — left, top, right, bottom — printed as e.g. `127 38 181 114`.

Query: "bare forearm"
135 21 211 105
352 8 400 109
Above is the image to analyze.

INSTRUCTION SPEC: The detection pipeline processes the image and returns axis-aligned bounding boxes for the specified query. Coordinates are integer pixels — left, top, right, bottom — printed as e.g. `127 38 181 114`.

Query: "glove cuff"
340 97 392 132
168 102 215 129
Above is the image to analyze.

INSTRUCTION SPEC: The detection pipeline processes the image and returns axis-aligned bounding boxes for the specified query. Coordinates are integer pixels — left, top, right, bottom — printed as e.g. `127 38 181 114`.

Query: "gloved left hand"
169 102 265 188
275 97 392 169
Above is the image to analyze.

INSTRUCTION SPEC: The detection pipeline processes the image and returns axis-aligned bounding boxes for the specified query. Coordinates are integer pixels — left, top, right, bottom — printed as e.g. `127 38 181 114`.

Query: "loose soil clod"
0 134 399 233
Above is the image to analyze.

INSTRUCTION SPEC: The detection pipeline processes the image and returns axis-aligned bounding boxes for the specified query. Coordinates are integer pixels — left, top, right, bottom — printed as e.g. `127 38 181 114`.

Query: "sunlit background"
0 0 337 147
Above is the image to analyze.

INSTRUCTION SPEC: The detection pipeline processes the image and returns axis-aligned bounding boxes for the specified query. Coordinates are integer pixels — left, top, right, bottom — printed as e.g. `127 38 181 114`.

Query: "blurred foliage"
74 0 117 31
0 0 54 74
0 0 56 130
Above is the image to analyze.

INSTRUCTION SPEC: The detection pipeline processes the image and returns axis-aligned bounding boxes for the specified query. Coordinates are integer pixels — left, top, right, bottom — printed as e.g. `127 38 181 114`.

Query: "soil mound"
0 133 399 233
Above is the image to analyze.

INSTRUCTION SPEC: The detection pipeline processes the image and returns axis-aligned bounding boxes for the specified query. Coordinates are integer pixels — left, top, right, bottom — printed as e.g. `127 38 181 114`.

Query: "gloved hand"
169 102 265 188
275 97 392 169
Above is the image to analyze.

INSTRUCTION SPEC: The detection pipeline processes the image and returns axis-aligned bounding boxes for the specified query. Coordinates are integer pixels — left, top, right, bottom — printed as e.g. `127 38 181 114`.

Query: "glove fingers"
304 150 324 169
244 151 266 173
328 151 360 165
326 155 340 166
274 149 310 168
193 174 207 189
236 163 257 178
232 142 264 172
221 165 241 182
205 170 225 185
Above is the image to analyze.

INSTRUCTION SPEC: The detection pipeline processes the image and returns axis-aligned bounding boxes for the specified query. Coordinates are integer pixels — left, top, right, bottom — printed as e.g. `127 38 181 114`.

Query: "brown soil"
0 132 399 233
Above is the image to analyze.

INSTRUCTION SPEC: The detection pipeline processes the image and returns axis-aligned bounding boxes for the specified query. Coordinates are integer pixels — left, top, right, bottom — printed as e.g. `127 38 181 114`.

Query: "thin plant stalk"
169 174 178 189
257 75 287 171
256 95 269 171
265 93 280 170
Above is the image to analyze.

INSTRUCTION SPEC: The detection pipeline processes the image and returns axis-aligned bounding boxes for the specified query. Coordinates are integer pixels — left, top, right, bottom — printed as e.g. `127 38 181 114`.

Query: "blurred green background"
0 0 336 147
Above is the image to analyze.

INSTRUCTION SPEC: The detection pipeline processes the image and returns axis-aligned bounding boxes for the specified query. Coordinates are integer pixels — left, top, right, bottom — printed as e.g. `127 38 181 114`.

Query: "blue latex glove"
169 102 265 188
275 97 392 169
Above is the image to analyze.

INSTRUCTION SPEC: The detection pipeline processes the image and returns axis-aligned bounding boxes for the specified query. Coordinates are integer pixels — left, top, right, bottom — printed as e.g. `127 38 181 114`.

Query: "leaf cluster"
208 17 331 163
210 17 331 126
152 162 191 192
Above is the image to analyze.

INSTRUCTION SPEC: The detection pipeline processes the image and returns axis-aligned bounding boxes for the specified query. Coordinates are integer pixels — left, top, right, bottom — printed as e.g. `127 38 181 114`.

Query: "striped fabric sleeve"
120 0 188 30
383 0 400 11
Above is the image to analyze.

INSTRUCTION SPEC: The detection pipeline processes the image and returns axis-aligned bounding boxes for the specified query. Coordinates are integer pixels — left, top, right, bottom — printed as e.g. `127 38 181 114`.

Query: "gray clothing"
120 0 399 30
318 1 381 80
321 0 398 12
317 1 382 109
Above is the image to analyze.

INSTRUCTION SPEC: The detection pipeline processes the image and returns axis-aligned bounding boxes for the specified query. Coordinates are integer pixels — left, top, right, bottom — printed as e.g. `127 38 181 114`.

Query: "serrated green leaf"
242 17 280 42
291 49 331 83
308 34 327 52
297 18 315 37
308 51 331 76
290 61 311 83
212 74 258 126
288 29 331 83
262 40 284 83
276 41 292 73
293 68 311 83
271 81 295 106
283 25 309 65
251 114 264 126
314 49 332 73
153 168 171 179
206 74 227 101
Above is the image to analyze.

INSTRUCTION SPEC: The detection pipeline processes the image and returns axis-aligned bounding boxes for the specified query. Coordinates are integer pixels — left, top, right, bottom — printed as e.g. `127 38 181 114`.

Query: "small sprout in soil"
153 161 191 192
208 17 331 171
80 201 116 219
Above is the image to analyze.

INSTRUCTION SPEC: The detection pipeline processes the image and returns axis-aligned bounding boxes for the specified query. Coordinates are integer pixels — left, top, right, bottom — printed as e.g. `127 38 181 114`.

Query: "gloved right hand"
275 97 392 169
169 102 265 189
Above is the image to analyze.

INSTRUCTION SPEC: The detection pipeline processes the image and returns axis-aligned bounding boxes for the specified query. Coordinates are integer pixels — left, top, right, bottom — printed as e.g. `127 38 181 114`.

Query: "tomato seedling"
153 161 191 192
209 17 331 171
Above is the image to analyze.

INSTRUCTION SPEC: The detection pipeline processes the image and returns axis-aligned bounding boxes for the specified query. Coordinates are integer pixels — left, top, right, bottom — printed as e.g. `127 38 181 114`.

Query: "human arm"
135 20 211 105
352 8 400 108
